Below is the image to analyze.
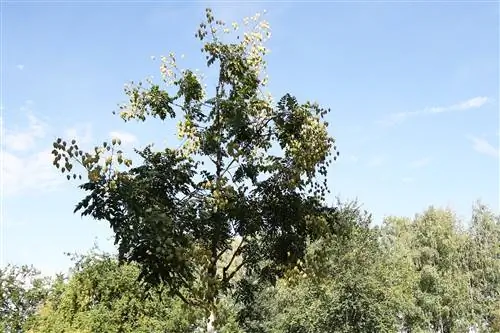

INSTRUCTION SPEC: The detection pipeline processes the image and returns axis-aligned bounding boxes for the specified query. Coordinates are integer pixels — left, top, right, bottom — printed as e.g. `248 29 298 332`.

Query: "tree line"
1 201 499 332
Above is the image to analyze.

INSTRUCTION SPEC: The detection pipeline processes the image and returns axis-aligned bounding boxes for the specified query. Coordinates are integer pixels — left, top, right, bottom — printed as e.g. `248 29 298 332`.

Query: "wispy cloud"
109 131 137 145
379 96 489 126
1 111 63 196
409 157 431 169
468 136 499 158
1 104 84 197
4 113 47 151
1 150 63 196
16 64 24 70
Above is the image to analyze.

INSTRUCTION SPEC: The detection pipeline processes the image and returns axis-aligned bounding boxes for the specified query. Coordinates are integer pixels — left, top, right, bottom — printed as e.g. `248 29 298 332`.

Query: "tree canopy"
51 8 339 330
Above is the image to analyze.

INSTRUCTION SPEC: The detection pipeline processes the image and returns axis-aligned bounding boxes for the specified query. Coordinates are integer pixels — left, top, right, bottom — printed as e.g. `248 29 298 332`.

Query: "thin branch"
178 187 203 204
220 114 276 180
106 146 115 180
223 236 246 278
173 289 197 307
207 47 226 294
216 246 230 261
208 155 218 166
226 261 245 282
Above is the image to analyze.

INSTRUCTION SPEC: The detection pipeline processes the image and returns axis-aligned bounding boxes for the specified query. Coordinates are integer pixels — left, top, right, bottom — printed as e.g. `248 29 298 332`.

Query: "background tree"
4 202 498 332
466 202 500 332
245 200 410 333
27 250 203 333
379 216 424 332
381 207 476 332
51 8 339 331
0 264 52 332
411 207 472 332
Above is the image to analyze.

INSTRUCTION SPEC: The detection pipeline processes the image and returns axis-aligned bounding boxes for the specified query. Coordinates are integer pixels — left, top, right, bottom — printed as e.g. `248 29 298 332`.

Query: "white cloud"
109 131 137 145
409 157 431 168
379 96 490 126
20 100 34 111
16 64 24 70
468 136 499 158
4 113 47 151
1 105 88 197
1 149 63 196
453 96 489 110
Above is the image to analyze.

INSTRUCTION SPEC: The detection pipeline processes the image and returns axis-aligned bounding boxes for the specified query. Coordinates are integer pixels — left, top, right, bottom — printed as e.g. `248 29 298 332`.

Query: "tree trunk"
206 310 217 333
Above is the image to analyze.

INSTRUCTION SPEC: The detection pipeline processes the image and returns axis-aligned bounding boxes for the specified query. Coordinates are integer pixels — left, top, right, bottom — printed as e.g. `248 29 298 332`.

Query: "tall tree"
466 202 500 332
51 8 338 331
253 201 410 333
382 207 474 332
379 216 422 331
411 207 472 333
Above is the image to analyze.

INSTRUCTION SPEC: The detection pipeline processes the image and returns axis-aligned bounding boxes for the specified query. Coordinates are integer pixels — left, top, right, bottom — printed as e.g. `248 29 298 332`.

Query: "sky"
1 1 499 277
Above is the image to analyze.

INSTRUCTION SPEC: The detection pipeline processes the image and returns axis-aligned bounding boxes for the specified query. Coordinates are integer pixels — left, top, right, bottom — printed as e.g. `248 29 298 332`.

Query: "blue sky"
2 1 499 276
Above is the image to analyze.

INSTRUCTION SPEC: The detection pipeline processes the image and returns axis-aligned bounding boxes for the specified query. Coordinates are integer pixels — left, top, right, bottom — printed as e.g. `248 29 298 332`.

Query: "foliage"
381 206 487 332
50 7 338 329
0 264 52 332
3 202 499 332
466 202 500 332
26 251 203 333
236 202 500 333
412 208 472 332
244 201 406 333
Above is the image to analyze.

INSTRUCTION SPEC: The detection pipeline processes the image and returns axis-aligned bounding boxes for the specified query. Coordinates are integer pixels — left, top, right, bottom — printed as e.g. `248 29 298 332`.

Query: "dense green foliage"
3 203 499 332
241 202 500 333
0 265 51 332
26 251 201 333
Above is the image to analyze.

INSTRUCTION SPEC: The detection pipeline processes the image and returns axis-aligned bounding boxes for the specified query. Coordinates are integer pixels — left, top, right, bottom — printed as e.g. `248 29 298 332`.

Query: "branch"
223 236 246 282
216 246 230 261
223 236 245 274
226 261 245 282
220 114 277 180
106 146 115 180
173 289 197 307
178 187 203 204
208 155 218 166
170 276 202 307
